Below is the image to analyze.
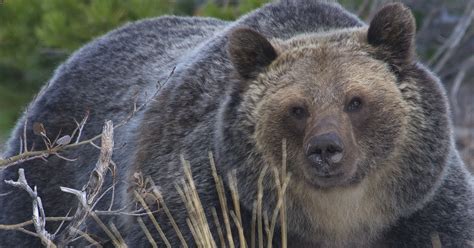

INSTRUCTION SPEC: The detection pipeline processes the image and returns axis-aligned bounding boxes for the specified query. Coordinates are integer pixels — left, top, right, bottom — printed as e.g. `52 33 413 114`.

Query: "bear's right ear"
227 28 278 79
367 3 416 69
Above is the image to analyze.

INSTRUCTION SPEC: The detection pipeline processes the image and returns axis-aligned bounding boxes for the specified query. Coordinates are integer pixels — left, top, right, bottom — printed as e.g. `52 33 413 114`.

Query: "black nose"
305 132 344 166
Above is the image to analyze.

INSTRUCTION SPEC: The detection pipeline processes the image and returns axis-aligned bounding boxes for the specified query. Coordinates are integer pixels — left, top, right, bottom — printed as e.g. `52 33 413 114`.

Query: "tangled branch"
0 67 175 170
4 169 57 247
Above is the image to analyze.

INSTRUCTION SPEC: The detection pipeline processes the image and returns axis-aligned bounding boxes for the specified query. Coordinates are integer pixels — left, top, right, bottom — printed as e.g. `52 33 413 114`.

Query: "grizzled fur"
1 1 473 247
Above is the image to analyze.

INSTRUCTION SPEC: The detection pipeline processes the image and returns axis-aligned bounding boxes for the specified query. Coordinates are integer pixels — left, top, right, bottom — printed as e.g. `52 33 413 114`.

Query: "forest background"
0 0 472 169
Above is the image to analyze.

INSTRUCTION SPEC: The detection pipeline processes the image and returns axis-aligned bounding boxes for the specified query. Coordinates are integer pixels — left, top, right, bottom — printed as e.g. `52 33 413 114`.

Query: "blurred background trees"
0 0 472 167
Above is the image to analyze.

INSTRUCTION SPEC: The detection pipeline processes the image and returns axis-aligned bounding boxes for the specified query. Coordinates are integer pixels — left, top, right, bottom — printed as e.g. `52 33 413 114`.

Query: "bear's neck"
286 177 397 247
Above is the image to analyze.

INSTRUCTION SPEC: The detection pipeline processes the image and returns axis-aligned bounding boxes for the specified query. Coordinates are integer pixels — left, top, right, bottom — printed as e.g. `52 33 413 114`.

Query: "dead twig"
0 67 175 169
57 121 118 246
68 227 103 247
60 187 122 247
4 169 57 247
0 217 72 231
430 1 474 73
450 56 474 118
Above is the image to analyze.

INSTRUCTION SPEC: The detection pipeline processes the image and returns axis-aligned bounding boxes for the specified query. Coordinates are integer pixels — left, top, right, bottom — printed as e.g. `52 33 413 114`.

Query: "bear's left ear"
367 3 416 68
227 28 278 79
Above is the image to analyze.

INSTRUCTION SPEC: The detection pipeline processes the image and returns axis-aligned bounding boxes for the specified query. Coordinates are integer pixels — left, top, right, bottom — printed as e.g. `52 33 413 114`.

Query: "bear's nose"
305 132 344 166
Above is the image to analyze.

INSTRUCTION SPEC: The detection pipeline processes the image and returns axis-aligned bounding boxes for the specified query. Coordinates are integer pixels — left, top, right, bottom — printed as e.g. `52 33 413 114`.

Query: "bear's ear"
227 28 278 79
367 3 416 67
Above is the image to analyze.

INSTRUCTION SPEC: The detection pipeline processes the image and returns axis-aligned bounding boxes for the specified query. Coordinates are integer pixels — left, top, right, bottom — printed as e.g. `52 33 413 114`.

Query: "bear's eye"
346 97 363 112
290 106 308 120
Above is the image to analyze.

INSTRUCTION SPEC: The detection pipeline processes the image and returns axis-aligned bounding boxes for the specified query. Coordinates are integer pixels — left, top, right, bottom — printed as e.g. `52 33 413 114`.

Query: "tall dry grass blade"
133 190 171 248
267 167 281 248
257 165 269 248
176 156 216 248
185 218 202 247
267 168 291 248
431 232 442 248
211 207 227 248
264 212 271 244
180 157 216 247
109 222 127 248
230 210 247 248
137 217 157 248
209 152 235 248
154 191 188 248
251 200 257 248
69 227 102 247
280 139 288 248
181 184 203 246
89 210 121 247
228 171 247 248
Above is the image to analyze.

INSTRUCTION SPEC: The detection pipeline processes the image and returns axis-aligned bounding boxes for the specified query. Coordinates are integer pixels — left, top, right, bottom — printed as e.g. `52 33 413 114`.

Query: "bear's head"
216 2 451 242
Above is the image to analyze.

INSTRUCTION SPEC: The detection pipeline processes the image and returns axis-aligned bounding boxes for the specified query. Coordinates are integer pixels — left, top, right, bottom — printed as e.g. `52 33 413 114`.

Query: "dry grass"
0 122 292 247
2 137 462 247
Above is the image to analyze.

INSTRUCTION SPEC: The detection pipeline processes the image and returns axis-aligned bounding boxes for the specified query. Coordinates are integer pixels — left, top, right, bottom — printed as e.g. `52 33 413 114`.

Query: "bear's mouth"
318 172 344 178
310 172 348 188
304 161 358 188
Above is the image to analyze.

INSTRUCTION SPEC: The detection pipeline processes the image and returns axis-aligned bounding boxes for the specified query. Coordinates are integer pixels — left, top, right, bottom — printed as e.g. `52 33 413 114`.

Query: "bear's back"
0 16 227 247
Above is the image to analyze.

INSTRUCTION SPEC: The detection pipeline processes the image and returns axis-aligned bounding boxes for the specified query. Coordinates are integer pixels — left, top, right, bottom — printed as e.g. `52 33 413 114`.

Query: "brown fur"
240 33 408 246
225 3 444 246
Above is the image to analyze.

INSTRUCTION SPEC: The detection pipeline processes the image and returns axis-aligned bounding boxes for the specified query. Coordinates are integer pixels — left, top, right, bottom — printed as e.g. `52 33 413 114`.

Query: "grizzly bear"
1 1 472 247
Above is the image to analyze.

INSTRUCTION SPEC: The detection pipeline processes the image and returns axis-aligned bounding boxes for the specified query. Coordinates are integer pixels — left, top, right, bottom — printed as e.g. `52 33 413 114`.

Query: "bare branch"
4 169 57 247
430 1 474 73
0 67 175 170
84 121 114 204
73 111 90 144
57 121 115 246
52 209 72 237
418 7 440 37
0 217 72 230
2 119 116 248
59 187 120 247
69 227 103 247
0 191 12 197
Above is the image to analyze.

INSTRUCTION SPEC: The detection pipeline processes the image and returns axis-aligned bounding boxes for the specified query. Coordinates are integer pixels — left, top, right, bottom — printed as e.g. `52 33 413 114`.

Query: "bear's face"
248 48 407 188
226 3 415 189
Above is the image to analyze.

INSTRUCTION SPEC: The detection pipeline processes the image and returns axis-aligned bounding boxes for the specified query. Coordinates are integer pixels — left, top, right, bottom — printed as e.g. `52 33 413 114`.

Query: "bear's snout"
305 132 344 168
301 114 358 187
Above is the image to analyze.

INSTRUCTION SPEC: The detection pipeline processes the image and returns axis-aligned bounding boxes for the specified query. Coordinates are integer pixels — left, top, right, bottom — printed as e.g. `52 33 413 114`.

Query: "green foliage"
0 0 206 138
0 0 184 137
197 0 269 20
35 0 176 50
